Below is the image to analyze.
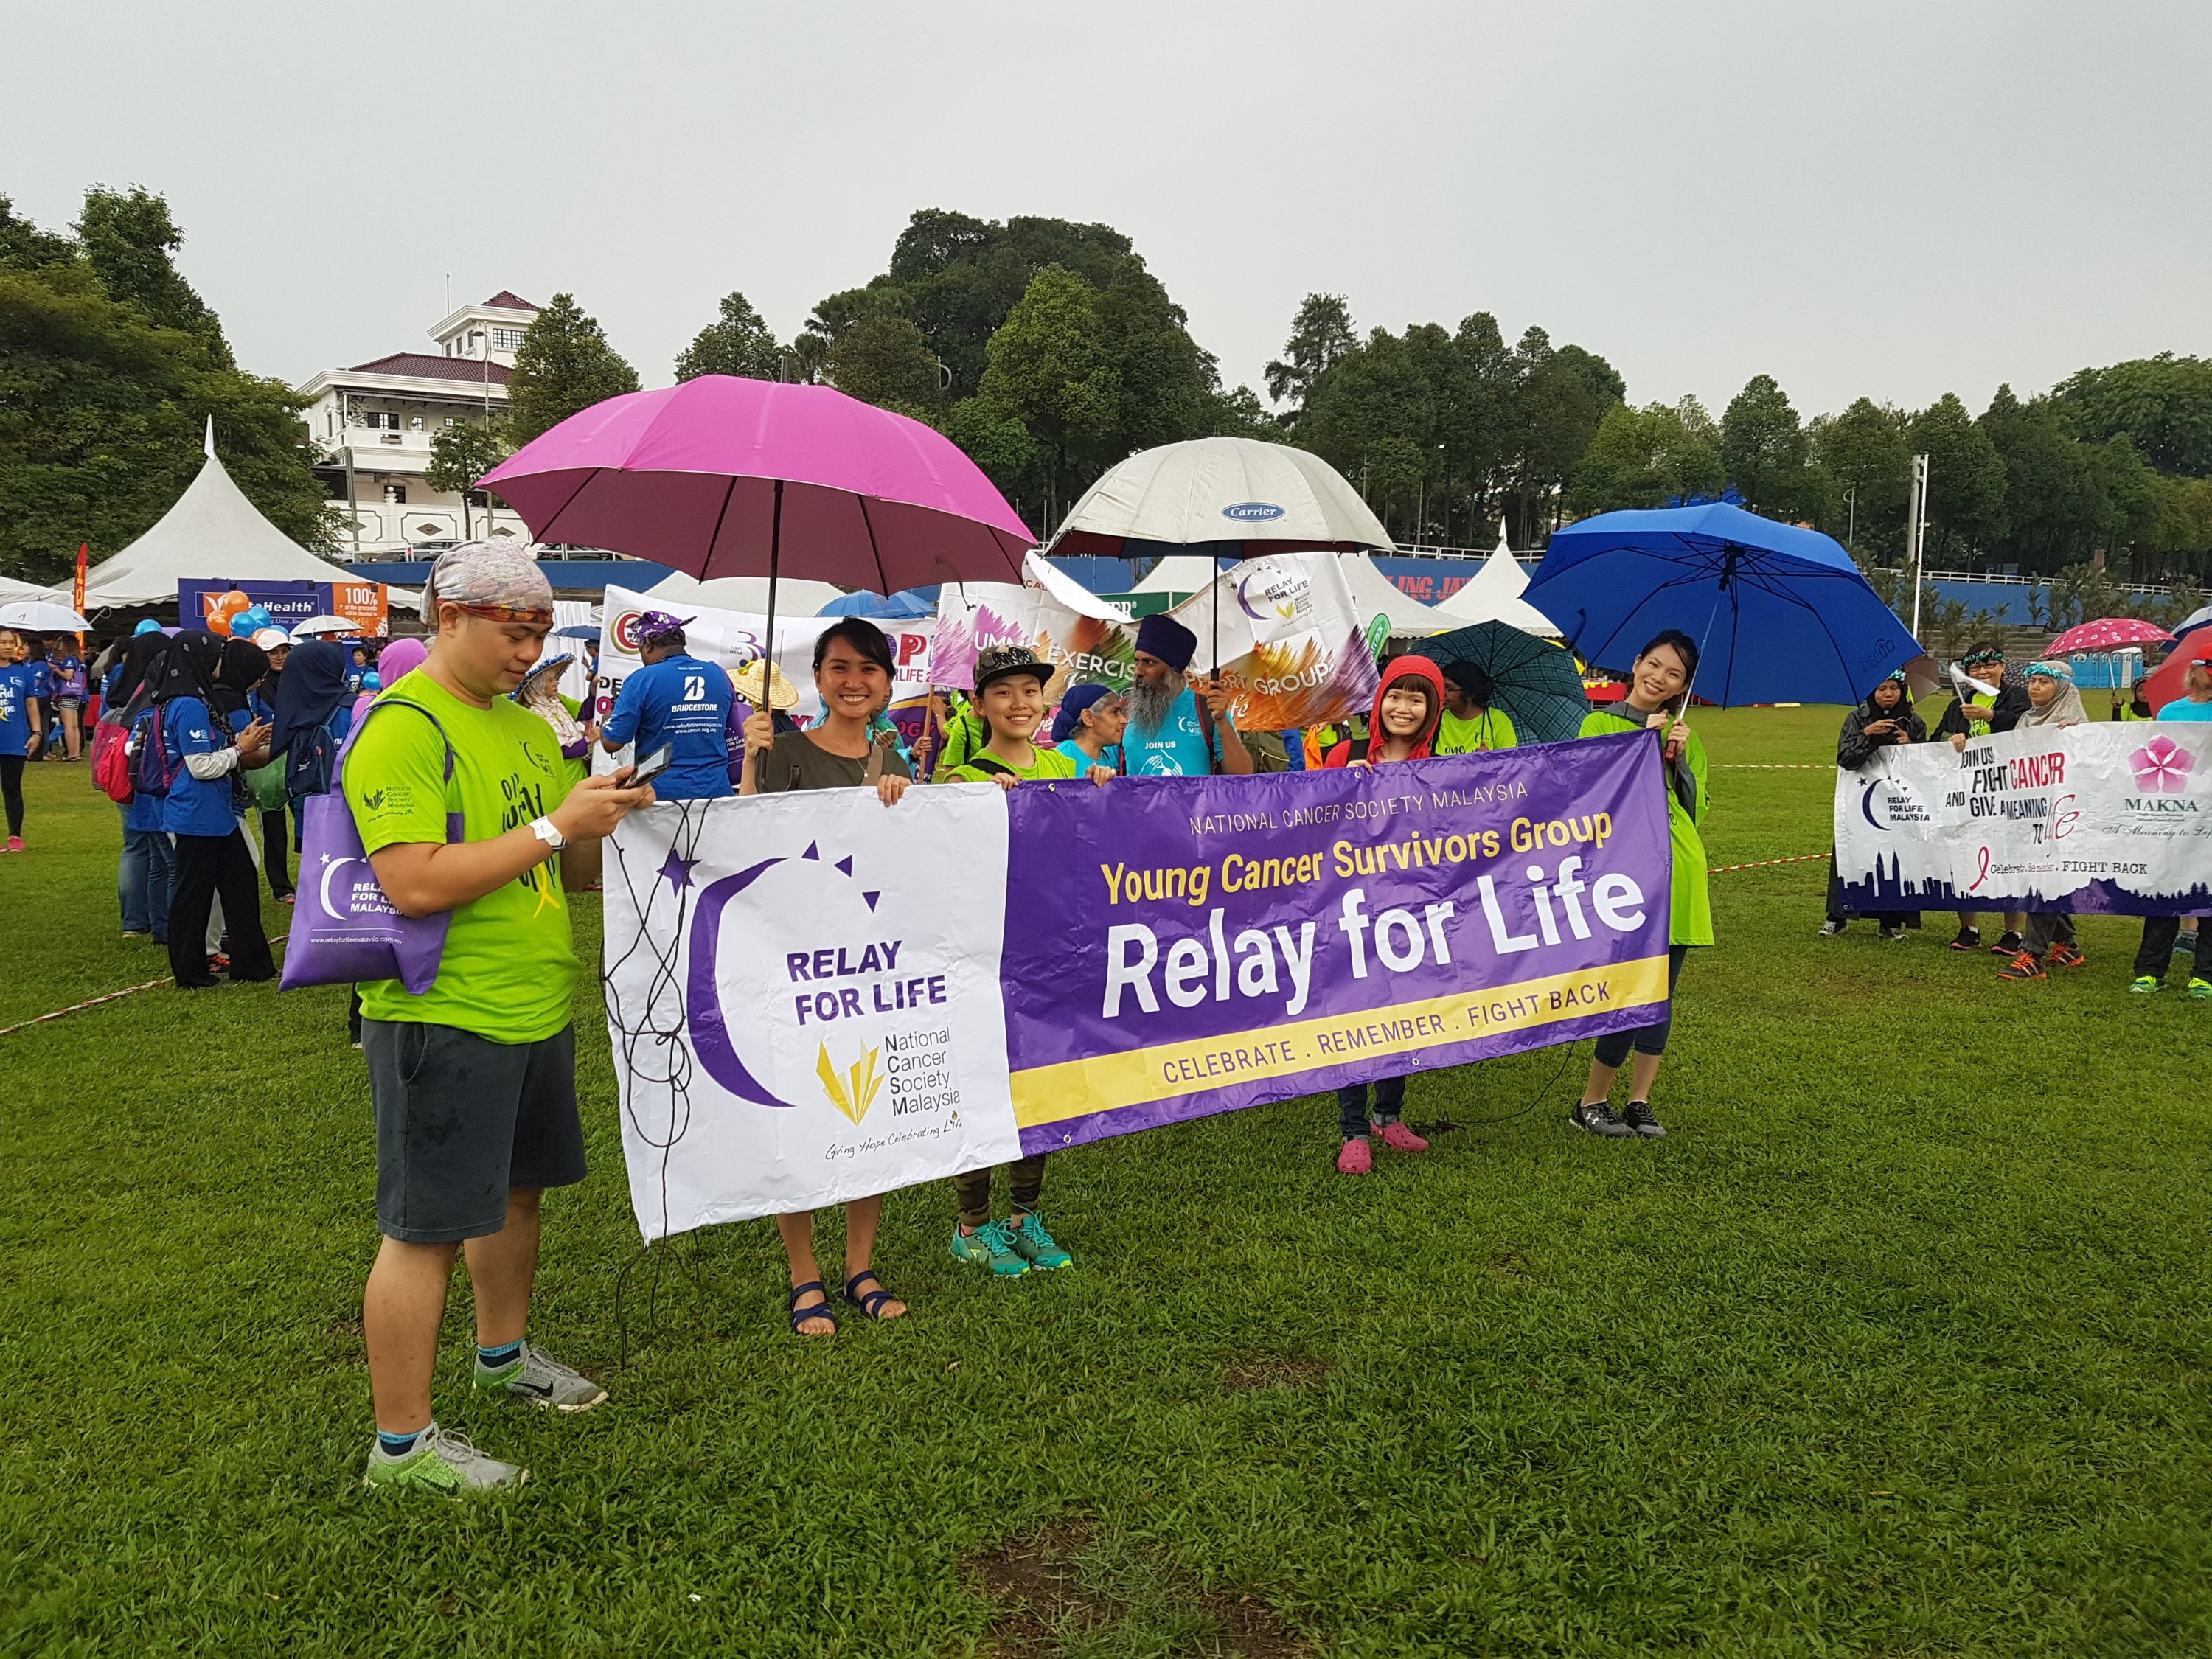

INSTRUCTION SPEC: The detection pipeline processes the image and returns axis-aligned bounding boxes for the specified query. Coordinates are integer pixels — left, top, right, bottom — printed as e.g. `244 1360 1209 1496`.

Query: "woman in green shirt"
1569 629 1709 1141
939 645 1109 1277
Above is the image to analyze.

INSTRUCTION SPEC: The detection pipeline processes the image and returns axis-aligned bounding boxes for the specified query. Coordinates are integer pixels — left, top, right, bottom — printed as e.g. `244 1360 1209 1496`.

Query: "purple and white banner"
1834 723 2212 914
602 731 1674 1240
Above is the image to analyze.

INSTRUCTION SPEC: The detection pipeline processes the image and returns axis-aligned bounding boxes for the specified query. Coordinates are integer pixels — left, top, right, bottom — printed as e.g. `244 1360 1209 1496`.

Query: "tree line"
5 188 2211 604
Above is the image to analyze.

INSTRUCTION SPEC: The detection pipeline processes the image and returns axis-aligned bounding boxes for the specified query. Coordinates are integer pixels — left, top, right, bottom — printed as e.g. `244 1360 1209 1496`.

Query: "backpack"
131 706 181 799
91 716 134 804
283 715 340 801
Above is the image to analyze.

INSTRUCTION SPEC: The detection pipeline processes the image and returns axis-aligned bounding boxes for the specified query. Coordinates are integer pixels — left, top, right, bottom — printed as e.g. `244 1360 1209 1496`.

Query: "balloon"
209 590 252 636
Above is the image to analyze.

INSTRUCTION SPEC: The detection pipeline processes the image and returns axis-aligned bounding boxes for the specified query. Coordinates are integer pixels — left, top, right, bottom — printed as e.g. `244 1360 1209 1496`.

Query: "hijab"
149 631 223 707
109 632 175 711
211 637 268 719
2016 664 2087 729
355 637 428 723
269 639 349 759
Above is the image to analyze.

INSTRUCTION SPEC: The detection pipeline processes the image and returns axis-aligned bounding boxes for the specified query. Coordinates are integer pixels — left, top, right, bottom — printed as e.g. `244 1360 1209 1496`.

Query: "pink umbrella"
479 376 1034 655
2048 616 2174 654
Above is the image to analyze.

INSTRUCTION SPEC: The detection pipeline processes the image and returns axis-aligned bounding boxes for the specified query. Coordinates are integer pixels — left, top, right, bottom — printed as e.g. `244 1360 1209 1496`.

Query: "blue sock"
378 1422 431 1458
478 1339 524 1371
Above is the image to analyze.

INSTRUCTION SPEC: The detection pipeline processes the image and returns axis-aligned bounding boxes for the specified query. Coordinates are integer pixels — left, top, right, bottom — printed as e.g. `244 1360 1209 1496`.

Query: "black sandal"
786 1280 838 1335
841 1270 904 1321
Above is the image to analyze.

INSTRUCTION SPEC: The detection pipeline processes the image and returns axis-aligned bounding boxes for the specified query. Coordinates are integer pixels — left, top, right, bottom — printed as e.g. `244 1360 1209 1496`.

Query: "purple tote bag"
279 698 462 995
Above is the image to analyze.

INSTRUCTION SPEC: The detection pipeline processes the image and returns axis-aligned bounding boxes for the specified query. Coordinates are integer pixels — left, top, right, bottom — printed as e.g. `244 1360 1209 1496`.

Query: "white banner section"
1833 723 2212 915
603 786 1019 1242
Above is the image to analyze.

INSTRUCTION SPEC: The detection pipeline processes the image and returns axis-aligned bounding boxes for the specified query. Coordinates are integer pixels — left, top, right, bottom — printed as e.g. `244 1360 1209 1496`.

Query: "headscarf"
269 640 349 759
425 541 553 622
1051 683 1119 745
212 637 268 719
2016 661 2086 728
1135 613 1197 672
355 637 428 723
150 631 223 706
109 632 175 711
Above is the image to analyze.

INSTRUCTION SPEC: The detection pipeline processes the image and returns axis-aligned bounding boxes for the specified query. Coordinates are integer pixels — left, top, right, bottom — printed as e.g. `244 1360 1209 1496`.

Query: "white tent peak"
1435 546 1562 637
82 445 343 609
203 415 216 459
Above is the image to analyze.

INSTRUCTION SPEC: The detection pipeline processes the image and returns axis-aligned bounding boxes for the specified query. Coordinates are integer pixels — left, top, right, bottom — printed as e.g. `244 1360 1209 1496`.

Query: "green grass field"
3 706 2208 1658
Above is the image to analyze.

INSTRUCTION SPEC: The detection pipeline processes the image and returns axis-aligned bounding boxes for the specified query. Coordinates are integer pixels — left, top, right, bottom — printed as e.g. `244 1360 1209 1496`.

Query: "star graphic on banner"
658 847 699 888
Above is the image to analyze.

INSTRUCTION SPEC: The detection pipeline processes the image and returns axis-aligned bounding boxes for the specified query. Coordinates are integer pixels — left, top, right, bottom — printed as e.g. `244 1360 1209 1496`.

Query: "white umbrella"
0 599 92 633
1048 437 1391 557
290 614 360 638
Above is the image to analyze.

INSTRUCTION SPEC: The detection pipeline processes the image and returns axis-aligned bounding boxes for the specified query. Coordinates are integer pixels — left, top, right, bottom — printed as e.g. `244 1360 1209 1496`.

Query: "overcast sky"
9 0 2206 421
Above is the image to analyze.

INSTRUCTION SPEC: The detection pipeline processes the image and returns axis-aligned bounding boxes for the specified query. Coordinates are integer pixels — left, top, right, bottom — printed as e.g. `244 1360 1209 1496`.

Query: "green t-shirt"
1580 706 1712 947
940 742 1080 785
344 672 578 1043
1436 706 1518 755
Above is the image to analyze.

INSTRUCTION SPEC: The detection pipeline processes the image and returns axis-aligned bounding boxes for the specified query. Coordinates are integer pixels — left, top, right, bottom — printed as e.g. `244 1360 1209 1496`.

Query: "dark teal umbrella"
1424 620 1590 744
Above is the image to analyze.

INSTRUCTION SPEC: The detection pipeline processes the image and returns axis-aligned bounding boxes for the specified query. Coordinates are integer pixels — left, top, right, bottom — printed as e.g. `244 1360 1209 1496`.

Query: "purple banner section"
1000 729 1675 1155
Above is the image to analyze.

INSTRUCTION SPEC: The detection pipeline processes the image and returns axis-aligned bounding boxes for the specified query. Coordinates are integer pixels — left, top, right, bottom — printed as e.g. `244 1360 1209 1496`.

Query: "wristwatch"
529 815 568 853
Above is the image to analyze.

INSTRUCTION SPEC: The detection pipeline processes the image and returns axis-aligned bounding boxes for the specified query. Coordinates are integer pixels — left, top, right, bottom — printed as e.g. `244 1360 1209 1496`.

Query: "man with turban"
1121 613 1253 777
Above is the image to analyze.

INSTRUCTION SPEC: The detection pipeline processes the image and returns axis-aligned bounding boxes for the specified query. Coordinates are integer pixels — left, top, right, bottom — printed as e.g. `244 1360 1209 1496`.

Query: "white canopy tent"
643 569 849 617
1333 552 1453 637
1433 546 1562 638
0 573 66 607
82 425 348 608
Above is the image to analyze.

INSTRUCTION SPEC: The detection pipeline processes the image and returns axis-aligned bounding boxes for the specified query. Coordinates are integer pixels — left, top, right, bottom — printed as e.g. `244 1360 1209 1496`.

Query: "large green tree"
673 291 781 382
1566 398 1725 516
505 293 639 442
1719 374 1826 519
825 314 947 421
974 265 1119 525
1905 393 2008 563
2050 354 2212 477
1265 293 1356 416
1809 398 1911 558
0 188 330 582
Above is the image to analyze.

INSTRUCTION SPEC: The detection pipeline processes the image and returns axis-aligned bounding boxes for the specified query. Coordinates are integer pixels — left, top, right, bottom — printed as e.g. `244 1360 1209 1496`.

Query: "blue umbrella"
816 588 937 619
552 622 602 641
1526 503 1921 706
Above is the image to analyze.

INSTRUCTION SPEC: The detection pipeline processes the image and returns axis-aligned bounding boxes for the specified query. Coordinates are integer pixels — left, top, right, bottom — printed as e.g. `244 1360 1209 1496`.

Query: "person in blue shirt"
2157 654 2212 723
1119 613 1253 778
599 611 737 800
0 629 46 850
153 633 277 988
108 632 177 941
1051 682 1127 774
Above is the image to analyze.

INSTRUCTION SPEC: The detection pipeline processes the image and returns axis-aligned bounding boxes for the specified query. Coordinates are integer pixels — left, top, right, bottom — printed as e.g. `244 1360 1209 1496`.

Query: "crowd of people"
21 542 2202 1496
1824 642 2212 995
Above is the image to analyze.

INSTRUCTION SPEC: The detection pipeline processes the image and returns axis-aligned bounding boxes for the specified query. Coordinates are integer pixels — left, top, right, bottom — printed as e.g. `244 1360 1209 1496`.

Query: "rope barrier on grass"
0 932 290 1041
1713 764 1833 770
1707 853 1831 874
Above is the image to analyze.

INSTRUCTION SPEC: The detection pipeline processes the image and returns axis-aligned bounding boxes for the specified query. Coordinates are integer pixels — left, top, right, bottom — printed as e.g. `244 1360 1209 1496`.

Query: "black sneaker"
1879 924 1907 942
1816 919 1847 938
1948 927 1980 951
1621 1100 1666 1138
1989 931 2023 956
1569 1101 1636 1138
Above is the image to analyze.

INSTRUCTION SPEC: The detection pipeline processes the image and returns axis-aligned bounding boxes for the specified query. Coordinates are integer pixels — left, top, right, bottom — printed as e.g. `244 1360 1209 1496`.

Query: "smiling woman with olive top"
1570 629 1711 1142
740 618 912 1335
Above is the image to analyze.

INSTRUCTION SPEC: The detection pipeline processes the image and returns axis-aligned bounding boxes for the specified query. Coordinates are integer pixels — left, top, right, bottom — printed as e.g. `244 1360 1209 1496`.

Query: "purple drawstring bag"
279 698 462 995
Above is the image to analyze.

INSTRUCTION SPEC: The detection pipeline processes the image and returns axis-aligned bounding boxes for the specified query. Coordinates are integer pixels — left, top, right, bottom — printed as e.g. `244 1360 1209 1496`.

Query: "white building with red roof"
297 292 540 557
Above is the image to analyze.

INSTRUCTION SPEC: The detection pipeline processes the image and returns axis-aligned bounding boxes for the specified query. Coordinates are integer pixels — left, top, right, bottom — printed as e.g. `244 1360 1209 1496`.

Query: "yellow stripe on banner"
1011 954 1673 1129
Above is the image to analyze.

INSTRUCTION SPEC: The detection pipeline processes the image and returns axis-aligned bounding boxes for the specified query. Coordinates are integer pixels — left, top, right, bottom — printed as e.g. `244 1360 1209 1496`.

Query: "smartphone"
629 744 675 787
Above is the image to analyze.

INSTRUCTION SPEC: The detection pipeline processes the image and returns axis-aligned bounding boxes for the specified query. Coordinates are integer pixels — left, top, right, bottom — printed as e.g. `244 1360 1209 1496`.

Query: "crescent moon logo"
1235 574 1267 622
1859 779 1891 832
319 854 359 919
686 856 799 1107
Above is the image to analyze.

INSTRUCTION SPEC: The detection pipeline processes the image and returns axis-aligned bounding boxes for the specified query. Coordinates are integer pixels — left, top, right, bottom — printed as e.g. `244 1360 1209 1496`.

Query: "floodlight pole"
1907 453 1930 639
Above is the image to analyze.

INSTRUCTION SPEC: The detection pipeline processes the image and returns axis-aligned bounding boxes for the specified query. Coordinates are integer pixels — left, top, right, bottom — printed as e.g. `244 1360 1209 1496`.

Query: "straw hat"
731 656 800 711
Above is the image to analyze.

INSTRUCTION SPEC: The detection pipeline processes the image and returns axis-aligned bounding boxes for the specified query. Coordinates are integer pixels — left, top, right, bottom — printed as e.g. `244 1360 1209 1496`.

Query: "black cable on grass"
1410 1040 1582 1136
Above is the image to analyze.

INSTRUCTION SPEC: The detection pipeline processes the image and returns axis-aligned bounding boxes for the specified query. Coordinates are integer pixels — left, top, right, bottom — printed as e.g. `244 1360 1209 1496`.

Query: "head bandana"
425 541 553 623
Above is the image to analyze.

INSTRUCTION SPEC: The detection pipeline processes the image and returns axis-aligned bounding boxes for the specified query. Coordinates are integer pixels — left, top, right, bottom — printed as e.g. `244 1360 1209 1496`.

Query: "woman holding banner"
1321 654 1447 1173
1569 630 1710 1141
1997 663 2091 983
1820 670 1924 942
741 617 914 1334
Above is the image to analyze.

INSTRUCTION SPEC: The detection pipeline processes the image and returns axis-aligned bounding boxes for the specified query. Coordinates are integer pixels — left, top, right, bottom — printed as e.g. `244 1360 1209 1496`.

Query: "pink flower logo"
2130 737 2195 794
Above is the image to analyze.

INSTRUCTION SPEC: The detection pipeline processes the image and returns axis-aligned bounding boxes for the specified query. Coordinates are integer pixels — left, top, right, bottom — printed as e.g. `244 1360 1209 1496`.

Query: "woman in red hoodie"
1322 655 1446 1174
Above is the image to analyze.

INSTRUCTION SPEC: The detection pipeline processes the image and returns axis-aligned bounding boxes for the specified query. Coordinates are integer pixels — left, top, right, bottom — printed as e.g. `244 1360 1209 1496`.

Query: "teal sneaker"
2129 975 2166 995
950 1219 1029 1276
473 1343 607 1413
2191 978 2212 1000
1006 1212 1074 1270
363 1425 526 1495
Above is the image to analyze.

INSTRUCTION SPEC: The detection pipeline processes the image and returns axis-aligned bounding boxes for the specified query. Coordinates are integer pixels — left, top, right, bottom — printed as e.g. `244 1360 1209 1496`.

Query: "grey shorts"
364 1018 586 1244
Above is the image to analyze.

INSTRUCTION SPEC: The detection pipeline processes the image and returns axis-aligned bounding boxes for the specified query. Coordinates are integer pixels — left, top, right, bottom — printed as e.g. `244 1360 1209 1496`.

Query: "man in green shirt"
346 544 654 1495
1433 661 1519 755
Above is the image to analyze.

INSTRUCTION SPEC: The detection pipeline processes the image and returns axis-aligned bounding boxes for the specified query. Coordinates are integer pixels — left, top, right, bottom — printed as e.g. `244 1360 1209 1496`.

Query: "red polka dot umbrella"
2047 616 2174 654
